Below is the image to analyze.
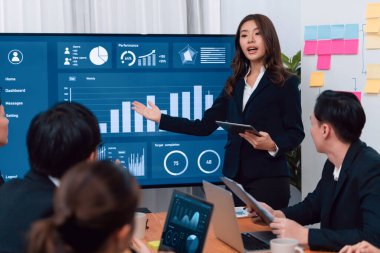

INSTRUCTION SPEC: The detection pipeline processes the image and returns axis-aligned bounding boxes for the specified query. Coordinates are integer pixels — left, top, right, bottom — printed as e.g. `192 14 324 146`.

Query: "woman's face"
239 20 266 66
0 105 9 146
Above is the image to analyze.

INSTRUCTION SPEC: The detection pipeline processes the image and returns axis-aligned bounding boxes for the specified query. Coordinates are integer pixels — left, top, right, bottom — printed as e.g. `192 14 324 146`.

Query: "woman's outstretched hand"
132 101 162 123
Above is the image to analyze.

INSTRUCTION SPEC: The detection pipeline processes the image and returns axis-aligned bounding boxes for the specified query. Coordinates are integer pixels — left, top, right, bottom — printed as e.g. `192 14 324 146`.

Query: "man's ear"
87 150 97 161
117 224 132 241
322 123 331 137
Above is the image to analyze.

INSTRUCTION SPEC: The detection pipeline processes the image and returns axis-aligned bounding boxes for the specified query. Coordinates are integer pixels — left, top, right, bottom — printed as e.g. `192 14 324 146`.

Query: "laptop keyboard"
249 231 276 244
241 232 270 250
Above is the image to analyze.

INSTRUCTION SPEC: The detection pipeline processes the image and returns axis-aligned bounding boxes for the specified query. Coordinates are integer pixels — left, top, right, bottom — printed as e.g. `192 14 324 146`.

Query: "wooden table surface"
144 212 335 253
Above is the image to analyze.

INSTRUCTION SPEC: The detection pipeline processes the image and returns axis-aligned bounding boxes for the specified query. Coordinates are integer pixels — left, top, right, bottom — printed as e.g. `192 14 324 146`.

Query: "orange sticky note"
365 18 380 33
366 64 380 79
365 79 380 93
366 34 380 49
310 72 324 87
366 3 380 18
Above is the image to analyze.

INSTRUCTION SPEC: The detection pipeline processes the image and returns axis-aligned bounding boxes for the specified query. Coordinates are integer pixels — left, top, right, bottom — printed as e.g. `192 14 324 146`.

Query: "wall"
221 0 301 57
300 0 380 197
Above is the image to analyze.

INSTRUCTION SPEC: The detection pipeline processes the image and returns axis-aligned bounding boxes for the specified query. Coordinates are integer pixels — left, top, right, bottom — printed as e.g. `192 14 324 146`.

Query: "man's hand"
270 218 309 246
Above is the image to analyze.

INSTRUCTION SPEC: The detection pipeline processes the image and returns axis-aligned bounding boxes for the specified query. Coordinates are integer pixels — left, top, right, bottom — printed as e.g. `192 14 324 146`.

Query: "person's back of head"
27 102 101 178
27 160 140 253
314 90 366 143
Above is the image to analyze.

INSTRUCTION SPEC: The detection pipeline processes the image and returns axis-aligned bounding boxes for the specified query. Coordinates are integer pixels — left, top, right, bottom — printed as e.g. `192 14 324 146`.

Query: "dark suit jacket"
283 140 380 251
159 72 304 181
0 170 55 253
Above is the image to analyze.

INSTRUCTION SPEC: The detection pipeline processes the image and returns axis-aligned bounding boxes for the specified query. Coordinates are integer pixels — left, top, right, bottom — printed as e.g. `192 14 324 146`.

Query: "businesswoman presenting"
133 14 304 209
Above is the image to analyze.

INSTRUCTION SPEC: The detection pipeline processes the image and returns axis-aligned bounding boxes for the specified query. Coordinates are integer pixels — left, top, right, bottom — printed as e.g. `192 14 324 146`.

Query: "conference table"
144 212 335 253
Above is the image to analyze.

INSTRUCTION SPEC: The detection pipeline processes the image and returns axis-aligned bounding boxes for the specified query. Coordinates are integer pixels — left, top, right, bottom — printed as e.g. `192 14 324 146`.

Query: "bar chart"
98 142 146 177
59 73 225 136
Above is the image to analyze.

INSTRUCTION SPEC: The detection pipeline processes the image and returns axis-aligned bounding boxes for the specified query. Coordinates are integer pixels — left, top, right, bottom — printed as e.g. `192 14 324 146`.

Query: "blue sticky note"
305 26 318 41
318 25 331 40
345 24 359 39
331 24 345 39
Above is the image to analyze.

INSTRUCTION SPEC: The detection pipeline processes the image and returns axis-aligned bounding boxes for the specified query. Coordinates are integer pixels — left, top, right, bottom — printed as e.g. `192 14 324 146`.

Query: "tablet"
215 121 261 136
221 176 274 224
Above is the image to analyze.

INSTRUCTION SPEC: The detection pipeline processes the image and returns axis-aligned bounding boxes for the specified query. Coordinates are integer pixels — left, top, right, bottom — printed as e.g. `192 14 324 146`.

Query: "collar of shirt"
242 66 266 111
333 165 342 181
48 175 60 187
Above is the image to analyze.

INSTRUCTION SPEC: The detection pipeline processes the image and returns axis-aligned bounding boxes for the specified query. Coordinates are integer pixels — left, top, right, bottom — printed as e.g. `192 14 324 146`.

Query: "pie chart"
89 46 108 65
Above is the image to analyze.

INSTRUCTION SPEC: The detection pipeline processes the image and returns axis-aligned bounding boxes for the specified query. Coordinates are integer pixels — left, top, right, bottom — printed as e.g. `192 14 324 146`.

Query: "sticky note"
317 55 331 70
331 24 345 39
344 24 359 39
366 34 380 49
318 25 331 40
344 39 359 54
365 18 380 33
310 72 325 87
338 91 362 102
331 40 345 54
351 91 362 102
304 26 318 41
303 41 318 55
365 79 380 93
366 3 380 18
317 40 332 55
366 64 380 79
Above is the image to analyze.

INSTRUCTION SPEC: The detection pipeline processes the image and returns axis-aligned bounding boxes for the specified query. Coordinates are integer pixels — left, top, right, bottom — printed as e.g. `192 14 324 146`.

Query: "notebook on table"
158 190 214 253
203 180 275 252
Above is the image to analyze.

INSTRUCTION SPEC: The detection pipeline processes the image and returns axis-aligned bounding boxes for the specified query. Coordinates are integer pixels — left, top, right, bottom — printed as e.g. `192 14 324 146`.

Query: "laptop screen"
159 190 213 253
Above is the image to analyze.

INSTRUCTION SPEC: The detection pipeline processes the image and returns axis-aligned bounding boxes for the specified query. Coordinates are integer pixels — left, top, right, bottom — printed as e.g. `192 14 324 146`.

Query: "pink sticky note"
351 91 362 102
331 40 345 54
345 39 359 54
317 40 332 55
317 55 331 70
304 41 318 55
338 91 362 102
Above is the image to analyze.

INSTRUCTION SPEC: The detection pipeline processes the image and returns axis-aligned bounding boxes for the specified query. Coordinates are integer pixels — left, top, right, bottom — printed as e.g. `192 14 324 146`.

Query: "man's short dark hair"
314 90 366 143
27 102 100 178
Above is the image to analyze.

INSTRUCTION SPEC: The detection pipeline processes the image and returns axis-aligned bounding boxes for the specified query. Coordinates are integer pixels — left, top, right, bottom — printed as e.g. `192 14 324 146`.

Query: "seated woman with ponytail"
26 160 151 253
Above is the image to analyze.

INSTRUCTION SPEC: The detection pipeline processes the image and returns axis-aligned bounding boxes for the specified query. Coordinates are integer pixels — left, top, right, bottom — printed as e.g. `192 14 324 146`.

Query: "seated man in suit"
0 104 9 186
0 102 101 253
249 90 380 251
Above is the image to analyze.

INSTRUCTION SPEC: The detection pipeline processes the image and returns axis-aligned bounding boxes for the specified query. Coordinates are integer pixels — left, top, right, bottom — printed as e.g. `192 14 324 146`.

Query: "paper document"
222 176 274 224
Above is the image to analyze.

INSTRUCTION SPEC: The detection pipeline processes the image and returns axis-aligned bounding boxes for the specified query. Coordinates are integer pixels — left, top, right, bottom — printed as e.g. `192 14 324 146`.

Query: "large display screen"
0 34 234 187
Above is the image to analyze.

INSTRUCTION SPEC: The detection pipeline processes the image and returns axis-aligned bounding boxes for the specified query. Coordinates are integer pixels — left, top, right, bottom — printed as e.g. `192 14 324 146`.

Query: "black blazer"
0 170 55 253
283 140 380 251
160 72 305 181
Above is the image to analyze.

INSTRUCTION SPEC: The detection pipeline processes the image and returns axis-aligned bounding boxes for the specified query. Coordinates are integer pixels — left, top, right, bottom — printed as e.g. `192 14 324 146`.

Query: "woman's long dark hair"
224 14 290 96
27 160 140 253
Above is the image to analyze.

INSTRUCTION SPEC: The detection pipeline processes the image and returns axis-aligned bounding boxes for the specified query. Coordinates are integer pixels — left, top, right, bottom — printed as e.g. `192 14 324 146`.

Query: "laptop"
203 181 275 252
158 190 214 253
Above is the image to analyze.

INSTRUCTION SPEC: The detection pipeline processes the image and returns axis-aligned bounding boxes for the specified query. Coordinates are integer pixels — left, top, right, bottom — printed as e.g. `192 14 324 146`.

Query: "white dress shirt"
333 166 342 181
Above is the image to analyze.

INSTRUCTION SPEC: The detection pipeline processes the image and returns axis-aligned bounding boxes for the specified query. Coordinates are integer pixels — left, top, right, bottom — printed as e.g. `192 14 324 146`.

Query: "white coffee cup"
270 238 304 253
133 212 147 239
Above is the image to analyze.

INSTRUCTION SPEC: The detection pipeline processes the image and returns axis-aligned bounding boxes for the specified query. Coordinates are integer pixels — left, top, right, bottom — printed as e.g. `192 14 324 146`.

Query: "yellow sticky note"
365 79 380 93
147 240 160 250
309 72 324 87
366 18 380 33
366 3 380 18
366 64 380 79
366 34 380 49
